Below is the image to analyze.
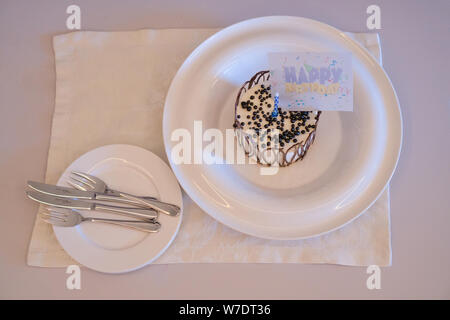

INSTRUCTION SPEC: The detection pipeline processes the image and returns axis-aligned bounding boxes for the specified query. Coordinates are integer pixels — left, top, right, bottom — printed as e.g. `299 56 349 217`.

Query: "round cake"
233 71 321 167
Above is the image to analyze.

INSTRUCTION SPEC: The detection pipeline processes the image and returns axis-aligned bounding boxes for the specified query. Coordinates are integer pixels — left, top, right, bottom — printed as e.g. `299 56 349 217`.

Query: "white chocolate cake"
233 71 321 167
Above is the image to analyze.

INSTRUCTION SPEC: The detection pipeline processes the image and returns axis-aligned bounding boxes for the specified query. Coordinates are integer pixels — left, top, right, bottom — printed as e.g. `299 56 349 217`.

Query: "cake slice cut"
233 71 321 167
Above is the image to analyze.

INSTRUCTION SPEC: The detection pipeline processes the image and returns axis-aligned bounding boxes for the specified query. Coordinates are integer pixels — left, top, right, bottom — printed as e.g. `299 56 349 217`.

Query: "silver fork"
68 171 180 217
41 208 161 233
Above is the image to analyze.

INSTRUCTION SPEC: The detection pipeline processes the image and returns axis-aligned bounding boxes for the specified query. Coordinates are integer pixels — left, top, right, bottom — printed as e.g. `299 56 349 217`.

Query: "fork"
68 171 180 217
41 208 161 233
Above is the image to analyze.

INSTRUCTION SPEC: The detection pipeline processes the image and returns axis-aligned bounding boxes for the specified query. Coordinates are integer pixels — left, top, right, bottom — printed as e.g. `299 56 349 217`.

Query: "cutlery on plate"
26 191 158 220
68 171 180 217
28 180 155 207
41 208 161 233
67 173 158 201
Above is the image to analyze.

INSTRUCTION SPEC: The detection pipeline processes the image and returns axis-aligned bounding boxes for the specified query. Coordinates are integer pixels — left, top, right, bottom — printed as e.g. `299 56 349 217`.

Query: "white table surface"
0 0 449 299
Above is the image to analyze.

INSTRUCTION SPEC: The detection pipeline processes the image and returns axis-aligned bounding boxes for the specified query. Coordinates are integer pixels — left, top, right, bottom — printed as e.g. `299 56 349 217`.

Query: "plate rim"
163 16 403 240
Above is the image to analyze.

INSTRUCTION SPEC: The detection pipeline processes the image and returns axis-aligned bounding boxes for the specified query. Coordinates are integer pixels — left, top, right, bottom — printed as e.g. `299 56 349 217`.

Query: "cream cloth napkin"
27 29 391 267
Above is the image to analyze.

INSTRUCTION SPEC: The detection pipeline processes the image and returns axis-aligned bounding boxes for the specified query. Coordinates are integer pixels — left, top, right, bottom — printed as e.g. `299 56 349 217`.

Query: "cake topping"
236 83 319 149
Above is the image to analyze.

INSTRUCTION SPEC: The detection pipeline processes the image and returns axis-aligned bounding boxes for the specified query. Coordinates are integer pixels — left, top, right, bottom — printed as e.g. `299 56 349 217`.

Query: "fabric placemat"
27 28 391 267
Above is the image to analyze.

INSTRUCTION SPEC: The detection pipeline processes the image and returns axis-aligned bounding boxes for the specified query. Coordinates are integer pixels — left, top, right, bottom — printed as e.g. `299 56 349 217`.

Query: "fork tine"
45 207 65 213
41 211 65 219
67 179 88 191
44 208 69 218
49 216 66 222
71 171 97 184
41 211 66 220
69 174 95 190
40 214 67 226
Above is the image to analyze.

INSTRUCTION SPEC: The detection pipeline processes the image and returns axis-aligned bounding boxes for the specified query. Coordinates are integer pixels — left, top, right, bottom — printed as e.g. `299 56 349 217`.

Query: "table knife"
26 191 158 220
28 181 152 208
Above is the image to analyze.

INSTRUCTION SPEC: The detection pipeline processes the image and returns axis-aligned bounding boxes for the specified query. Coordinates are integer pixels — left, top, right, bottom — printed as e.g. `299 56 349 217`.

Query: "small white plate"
163 16 402 240
52 144 183 273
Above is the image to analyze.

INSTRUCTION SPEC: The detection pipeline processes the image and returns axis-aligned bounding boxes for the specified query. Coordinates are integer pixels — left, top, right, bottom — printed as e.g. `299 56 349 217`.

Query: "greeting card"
268 52 353 111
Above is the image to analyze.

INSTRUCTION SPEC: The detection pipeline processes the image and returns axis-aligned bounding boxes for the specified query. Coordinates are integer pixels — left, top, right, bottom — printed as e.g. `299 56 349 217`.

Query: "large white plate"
163 16 402 240
53 145 183 273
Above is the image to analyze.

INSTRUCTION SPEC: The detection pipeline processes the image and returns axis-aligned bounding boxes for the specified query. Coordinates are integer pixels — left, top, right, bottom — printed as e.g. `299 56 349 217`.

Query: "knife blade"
28 181 96 200
27 190 94 209
26 191 158 220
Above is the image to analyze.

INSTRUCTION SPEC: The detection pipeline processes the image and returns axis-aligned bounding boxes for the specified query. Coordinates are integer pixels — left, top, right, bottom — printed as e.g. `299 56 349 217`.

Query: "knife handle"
102 189 158 201
95 193 157 207
87 218 161 233
119 193 180 217
94 204 158 220
95 191 180 217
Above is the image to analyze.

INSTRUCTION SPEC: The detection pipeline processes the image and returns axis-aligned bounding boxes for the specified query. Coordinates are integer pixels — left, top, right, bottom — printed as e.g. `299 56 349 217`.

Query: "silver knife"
26 191 158 220
28 181 152 208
